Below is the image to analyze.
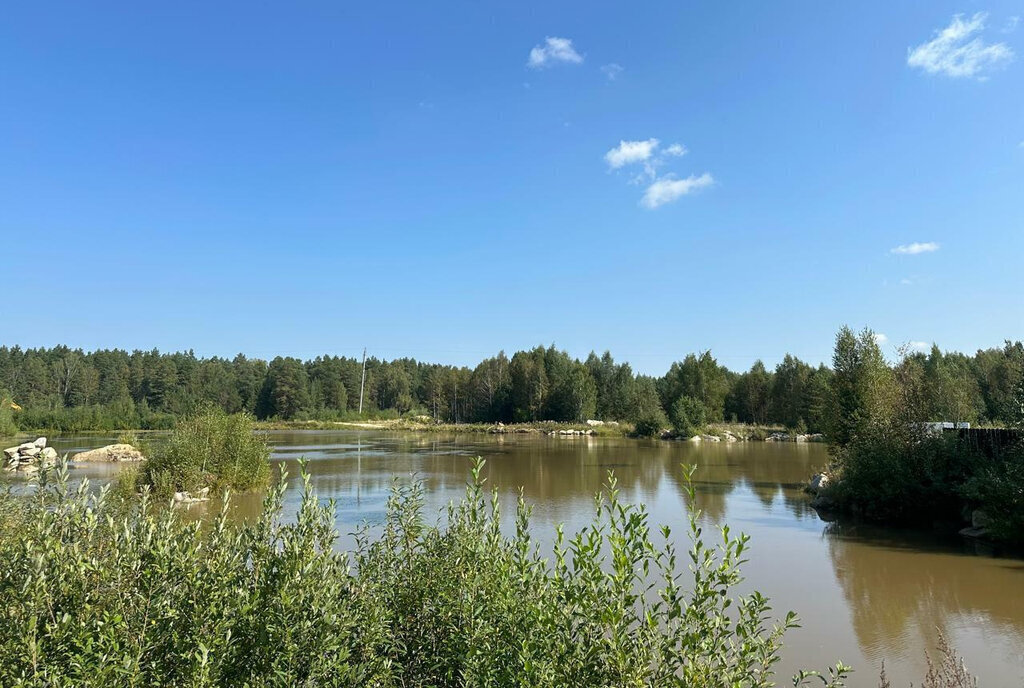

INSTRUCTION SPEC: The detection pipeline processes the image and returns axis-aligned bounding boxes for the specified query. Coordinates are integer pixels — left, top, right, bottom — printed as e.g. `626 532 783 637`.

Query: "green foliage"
259 356 312 419
823 333 1023 537
962 445 1024 544
0 389 16 438
669 395 706 437
0 458 849 687
2 334 1024 434
827 327 895 447
727 360 773 425
142 406 270 495
828 428 976 525
630 376 668 437
659 352 731 422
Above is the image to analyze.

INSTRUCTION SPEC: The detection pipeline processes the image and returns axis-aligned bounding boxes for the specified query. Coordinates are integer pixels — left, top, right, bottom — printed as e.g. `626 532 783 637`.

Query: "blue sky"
1 1 1022 374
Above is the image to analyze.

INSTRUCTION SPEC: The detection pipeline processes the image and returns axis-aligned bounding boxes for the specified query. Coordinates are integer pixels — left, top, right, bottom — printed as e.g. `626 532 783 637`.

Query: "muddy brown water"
18 430 1024 685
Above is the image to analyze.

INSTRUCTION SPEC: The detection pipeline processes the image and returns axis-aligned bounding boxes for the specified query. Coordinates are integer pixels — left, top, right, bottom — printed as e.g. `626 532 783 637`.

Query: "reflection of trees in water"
261 431 833 528
826 525 1024 663
659 442 827 525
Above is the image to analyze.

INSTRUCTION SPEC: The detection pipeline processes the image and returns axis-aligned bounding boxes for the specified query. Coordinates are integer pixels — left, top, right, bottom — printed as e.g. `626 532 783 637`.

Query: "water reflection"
5 429 1023 685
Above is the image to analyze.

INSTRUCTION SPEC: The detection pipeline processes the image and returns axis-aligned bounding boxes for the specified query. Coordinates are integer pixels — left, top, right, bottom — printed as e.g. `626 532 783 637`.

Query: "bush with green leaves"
142 405 270 495
0 457 854 688
962 444 1024 544
669 395 706 438
631 409 666 437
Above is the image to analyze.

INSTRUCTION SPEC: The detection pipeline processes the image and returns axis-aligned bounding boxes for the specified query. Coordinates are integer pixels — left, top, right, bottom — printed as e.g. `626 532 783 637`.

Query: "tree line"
1 333 1022 433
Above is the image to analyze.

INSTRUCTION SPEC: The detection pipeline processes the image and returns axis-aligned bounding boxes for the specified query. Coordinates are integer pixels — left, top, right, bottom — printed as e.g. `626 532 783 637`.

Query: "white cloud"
528 37 583 69
891 242 940 255
1004 16 1020 33
909 341 930 351
665 143 687 157
641 173 714 209
874 333 889 345
601 63 623 81
907 13 1014 78
605 139 660 169
900 277 914 285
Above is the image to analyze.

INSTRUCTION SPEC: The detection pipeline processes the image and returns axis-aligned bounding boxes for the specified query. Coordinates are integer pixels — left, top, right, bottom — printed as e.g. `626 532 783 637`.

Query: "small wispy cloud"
605 139 660 169
900 277 914 285
601 63 623 81
641 173 714 209
665 143 687 157
907 13 1014 79
891 242 940 255
528 37 583 69
1004 16 1020 33
909 341 930 351
874 333 889 345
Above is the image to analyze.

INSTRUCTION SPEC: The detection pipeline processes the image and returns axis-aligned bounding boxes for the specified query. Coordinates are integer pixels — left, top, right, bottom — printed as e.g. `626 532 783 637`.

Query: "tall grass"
142 405 270 496
0 457 855 688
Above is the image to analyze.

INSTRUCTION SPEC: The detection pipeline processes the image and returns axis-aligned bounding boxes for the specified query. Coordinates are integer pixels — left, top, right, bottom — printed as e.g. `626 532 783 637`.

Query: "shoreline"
4 419 827 443
251 419 825 443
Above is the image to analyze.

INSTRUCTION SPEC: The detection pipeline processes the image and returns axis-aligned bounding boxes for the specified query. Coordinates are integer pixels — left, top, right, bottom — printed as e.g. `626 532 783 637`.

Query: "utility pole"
358 347 367 415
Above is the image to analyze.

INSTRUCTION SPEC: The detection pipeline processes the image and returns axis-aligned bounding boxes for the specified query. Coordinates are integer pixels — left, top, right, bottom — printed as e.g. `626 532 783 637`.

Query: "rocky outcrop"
795 433 826 443
73 444 146 463
3 438 59 473
550 429 596 437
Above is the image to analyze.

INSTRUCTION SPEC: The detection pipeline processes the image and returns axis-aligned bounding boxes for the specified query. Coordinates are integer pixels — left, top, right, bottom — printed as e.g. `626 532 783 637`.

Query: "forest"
1 334 1022 434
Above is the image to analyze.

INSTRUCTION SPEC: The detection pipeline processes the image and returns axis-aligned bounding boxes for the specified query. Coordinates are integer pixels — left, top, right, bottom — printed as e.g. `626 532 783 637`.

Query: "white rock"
808 473 830 494
73 444 145 463
3 447 19 460
688 435 702 442
19 446 41 458
33 437 47 449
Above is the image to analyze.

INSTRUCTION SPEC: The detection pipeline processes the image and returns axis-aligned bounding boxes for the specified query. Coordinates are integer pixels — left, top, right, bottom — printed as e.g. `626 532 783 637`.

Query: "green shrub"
669 395 706 437
826 424 978 525
0 458 852 687
142 405 270 495
962 444 1024 544
631 408 667 437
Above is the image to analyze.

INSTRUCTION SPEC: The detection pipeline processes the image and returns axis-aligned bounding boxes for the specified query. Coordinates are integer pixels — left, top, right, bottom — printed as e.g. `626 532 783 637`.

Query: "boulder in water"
73 444 146 463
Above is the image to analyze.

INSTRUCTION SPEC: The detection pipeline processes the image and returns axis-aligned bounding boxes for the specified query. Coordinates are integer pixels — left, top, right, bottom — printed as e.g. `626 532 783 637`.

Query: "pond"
23 430 1024 685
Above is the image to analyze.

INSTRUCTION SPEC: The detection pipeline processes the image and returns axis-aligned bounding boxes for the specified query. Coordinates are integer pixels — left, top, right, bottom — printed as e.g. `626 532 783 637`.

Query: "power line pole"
358 347 367 414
